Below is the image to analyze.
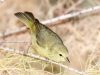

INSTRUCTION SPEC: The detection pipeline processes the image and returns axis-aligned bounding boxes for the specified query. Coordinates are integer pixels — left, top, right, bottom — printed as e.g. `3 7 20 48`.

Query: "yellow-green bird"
14 12 70 62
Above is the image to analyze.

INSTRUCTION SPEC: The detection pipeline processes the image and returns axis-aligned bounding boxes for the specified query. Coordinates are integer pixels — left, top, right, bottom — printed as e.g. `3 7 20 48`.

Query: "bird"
14 11 70 63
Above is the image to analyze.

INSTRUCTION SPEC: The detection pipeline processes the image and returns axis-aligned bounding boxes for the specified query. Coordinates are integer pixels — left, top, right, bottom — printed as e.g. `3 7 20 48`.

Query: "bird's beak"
65 57 70 63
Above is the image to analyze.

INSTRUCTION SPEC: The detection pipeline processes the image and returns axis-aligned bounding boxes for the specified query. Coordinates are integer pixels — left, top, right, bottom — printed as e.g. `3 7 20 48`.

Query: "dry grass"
0 0 100 75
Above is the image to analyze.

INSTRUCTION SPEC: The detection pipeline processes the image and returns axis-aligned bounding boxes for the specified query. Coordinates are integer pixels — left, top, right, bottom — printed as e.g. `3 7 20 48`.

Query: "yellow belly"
32 35 50 59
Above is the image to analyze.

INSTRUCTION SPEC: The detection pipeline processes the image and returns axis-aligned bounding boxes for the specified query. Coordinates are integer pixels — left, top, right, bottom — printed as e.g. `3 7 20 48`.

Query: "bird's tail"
14 12 36 32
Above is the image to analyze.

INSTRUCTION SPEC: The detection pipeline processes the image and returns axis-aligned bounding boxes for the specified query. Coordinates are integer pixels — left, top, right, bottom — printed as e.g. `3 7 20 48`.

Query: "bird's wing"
36 25 63 49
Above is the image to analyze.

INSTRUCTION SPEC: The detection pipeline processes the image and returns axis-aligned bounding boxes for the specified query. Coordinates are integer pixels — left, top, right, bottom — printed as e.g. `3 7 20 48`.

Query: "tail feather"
14 12 35 32
34 19 42 34
24 12 35 21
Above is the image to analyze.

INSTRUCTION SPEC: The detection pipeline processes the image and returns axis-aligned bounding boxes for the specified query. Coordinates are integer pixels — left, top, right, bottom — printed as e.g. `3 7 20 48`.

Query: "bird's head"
50 43 70 62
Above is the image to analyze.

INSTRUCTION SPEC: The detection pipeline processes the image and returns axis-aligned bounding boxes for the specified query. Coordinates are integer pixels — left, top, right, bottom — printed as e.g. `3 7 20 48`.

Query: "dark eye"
59 54 62 56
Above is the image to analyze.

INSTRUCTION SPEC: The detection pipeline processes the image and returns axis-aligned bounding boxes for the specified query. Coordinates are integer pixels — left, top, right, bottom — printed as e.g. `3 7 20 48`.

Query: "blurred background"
0 0 100 75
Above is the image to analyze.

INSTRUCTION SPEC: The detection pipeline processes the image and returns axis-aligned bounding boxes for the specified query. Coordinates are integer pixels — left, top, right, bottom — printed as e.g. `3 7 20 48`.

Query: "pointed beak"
65 57 70 63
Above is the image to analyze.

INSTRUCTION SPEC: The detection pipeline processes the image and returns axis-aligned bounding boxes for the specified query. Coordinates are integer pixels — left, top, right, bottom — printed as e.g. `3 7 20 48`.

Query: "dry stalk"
0 46 87 75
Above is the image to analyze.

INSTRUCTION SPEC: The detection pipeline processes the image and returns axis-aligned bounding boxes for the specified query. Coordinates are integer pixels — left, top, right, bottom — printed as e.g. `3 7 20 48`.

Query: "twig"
0 26 27 37
0 40 27 43
0 40 27 46
0 5 100 37
41 5 100 24
62 0 84 15
0 46 87 75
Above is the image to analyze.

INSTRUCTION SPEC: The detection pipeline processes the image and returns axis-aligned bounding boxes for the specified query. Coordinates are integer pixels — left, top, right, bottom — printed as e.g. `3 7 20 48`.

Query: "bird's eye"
59 54 62 56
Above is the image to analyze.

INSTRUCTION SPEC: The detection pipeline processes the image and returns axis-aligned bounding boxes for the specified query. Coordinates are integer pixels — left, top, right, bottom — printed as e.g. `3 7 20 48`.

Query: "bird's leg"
24 42 32 55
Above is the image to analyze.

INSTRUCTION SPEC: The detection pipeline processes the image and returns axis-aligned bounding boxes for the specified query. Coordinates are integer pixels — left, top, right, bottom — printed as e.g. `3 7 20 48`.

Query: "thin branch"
40 5 100 24
62 0 84 15
0 40 27 43
0 46 87 75
0 5 100 37
0 26 27 37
